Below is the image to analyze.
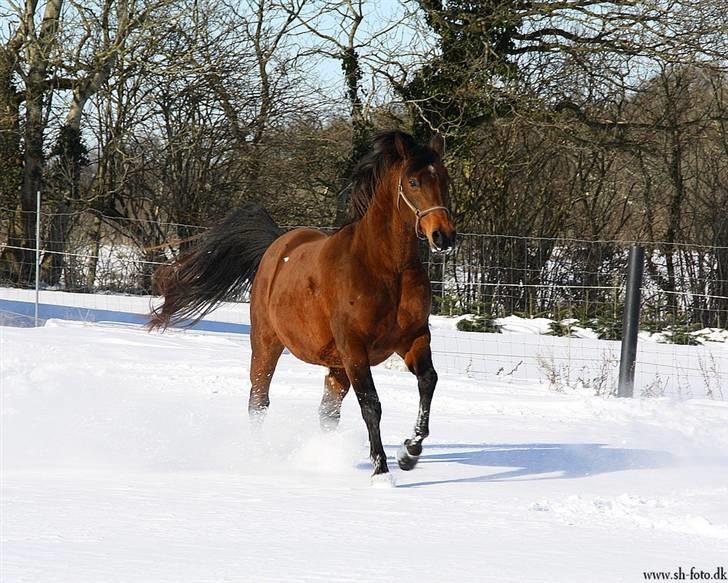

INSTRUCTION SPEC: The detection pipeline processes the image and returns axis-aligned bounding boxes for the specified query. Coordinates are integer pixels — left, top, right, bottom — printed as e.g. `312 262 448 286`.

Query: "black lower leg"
357 390 388 475
398 367 437 470
248 389 270 431
413 368 437 447
248 392 270 415
342 347 388 476
319 400 340 432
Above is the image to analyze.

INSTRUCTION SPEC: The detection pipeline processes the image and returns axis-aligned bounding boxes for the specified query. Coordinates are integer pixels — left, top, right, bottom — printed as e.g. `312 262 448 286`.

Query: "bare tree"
285 0 422 223
0 0 177 285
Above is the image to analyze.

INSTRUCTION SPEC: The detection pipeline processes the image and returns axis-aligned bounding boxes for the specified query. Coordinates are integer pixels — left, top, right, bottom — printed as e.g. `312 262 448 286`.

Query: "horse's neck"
353 179 421 274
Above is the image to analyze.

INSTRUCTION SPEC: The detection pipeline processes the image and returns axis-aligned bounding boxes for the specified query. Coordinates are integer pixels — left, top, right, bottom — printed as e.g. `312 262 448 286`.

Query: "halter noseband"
397 179 450 240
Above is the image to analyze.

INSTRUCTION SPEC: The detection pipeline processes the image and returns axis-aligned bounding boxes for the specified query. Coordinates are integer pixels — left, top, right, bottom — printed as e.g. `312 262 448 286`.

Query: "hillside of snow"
2 319 727 582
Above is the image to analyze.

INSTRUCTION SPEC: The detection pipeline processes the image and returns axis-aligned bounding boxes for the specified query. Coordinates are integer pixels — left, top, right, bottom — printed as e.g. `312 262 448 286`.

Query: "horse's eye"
408 178 418 188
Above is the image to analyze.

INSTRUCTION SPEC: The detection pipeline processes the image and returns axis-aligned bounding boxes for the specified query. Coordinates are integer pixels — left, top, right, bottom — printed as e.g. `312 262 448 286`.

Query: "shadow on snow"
389 443 679 488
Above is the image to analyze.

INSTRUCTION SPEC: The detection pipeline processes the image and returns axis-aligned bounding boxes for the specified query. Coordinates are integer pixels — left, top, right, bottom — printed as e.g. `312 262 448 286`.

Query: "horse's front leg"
341 348 389 477
397 332 437 471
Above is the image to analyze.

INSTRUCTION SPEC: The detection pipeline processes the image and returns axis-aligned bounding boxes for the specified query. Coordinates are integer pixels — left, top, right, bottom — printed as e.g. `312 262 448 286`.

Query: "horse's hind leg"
248 326 284 428
319 367 350 432
397 332 437 471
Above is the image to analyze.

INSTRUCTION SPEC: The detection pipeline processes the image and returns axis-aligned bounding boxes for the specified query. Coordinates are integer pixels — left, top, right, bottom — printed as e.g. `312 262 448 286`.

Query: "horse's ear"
430 133 445 158
394 131 410 160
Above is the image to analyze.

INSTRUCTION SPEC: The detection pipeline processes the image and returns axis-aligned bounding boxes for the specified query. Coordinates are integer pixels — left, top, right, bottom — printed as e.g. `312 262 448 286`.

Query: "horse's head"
395 133 457 254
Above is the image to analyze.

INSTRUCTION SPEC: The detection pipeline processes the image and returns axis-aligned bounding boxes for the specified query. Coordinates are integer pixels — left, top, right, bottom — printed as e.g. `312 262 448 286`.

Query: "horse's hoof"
319 416 340 433
371 472 396 488
397 442 420 471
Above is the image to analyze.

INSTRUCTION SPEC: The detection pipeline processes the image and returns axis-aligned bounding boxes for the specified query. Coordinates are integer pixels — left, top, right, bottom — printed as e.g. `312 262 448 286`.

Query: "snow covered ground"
2 319 727 582
3 287 726 396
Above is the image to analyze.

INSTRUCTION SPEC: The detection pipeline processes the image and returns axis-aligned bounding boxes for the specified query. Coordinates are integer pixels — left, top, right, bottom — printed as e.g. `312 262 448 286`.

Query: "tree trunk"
0 50 22 207
663 126 686 319
15 0 65 286
0 49 24 281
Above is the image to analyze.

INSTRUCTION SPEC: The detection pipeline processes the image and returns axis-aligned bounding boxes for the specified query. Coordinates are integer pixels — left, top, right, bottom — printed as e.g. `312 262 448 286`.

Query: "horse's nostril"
432 230 444 248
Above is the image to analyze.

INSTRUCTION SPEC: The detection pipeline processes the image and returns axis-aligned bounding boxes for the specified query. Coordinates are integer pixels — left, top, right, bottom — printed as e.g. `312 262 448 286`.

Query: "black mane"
348 130 440 219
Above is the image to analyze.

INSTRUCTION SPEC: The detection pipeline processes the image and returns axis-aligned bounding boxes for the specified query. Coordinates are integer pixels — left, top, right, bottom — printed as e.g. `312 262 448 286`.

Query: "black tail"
149 203 283 330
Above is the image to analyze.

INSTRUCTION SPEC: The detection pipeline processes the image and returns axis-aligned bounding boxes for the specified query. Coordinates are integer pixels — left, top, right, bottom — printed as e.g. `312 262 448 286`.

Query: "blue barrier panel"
0 299 250 335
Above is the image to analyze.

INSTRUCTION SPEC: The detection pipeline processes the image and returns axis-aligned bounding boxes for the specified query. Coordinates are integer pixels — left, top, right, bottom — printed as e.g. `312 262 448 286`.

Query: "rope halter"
397 178 451 240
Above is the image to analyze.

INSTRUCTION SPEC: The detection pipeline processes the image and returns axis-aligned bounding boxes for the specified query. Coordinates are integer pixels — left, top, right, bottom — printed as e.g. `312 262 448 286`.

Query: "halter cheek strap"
397 179 450 240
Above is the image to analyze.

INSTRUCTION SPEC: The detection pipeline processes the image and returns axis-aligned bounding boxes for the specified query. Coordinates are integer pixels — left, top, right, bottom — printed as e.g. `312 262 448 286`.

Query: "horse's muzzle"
430 229 457 254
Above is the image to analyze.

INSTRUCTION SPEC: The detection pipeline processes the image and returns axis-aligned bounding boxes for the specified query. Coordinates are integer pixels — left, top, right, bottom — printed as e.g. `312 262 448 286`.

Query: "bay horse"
149 130 456 479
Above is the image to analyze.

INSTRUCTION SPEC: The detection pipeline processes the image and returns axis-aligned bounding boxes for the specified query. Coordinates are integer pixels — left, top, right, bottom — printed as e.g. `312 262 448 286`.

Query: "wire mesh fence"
422 234 727 398
2 207 727 397
1 206 206 294
425 234 728 335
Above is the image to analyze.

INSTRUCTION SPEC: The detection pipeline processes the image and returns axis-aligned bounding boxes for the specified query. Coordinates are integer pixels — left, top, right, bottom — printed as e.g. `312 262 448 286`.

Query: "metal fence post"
34 189 41 327
617 245 645 397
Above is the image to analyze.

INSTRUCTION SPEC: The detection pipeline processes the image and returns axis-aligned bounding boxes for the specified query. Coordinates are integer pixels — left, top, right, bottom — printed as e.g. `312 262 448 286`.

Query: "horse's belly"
272 314 339 366
292 339 343 368
285 336 396 369
275 303 425 369
272 310 425 369
270 303 406 369
268 289 342 367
